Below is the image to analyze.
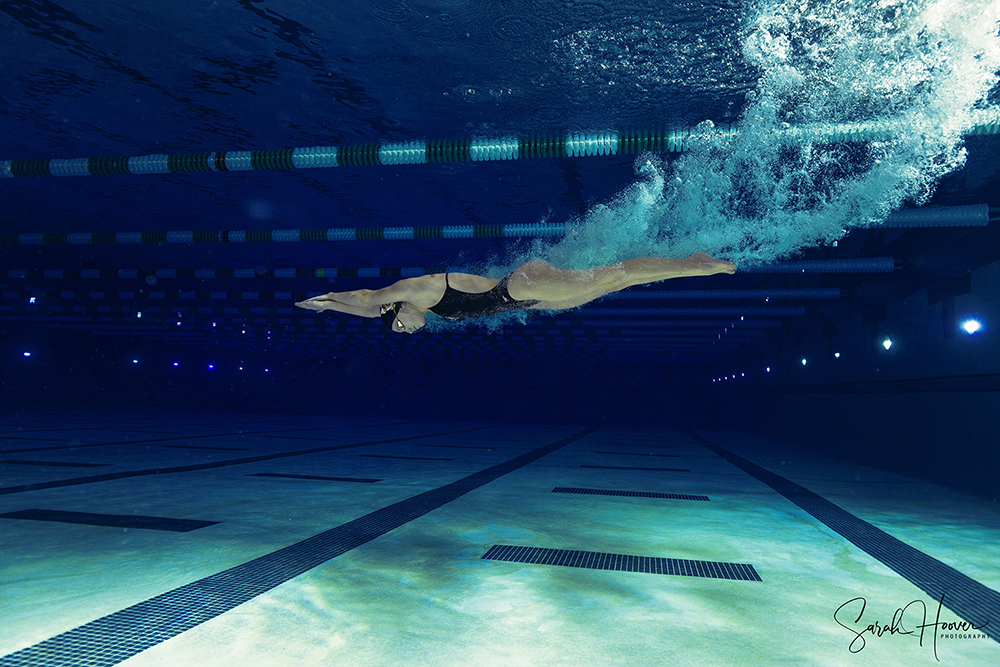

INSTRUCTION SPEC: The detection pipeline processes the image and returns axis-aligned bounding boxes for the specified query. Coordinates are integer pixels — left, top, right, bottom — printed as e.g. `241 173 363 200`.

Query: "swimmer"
295 252 736 334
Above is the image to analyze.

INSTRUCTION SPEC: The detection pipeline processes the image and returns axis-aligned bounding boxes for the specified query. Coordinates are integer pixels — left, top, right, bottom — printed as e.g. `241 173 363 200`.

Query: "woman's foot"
690 251 737 275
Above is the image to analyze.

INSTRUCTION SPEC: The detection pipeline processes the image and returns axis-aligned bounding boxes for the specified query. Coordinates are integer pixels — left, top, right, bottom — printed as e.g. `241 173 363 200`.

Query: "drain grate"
482 545 760 581
249 473 382 483
552 487 708 501
421 444 497 450
358 454 455 461
163 445 250 451
581 465 690 472
596 443 685 450
592 451 680 458
601 442 691 449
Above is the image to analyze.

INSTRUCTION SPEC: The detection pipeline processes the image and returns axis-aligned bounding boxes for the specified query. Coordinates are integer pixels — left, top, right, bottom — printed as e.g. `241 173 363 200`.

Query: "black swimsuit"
428 274 540 321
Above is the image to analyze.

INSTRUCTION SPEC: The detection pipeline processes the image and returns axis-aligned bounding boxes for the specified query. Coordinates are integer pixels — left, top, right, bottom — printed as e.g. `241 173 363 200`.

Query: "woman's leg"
614 252 736 285
508 252 735 304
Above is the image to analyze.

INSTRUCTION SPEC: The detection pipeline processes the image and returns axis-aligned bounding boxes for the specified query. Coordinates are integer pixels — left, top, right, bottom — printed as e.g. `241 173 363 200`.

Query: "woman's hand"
294 292 381 318
294 294 331 311
296 290 373 311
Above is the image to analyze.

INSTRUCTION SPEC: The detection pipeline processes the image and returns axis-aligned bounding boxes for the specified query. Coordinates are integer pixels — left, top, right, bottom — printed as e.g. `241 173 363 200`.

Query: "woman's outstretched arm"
295 274 443 314
294 295 380 317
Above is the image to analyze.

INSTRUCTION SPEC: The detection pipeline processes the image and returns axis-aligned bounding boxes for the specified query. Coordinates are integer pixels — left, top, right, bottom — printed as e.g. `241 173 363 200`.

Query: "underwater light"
961 319 982 335
132 359 138 364
29 297 35 304
137 311 142 318
766 366 770 372
883 337 892 350
23 351 31 357
173 362 179 367
834 352 840 358
801 358 807 366
208 364 215 369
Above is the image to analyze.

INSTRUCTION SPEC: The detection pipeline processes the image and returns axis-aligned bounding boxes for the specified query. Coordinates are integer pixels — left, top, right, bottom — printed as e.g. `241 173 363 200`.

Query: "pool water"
1 1 999 664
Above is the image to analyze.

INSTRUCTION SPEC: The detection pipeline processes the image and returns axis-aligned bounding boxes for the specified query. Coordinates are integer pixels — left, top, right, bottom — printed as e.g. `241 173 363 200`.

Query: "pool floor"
1 411 997 666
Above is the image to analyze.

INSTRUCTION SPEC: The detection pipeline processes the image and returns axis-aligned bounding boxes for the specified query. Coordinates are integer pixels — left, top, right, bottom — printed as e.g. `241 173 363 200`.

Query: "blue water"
1 3 999 449
2 3 1000 665
3 1 996 271
534 0 1000 271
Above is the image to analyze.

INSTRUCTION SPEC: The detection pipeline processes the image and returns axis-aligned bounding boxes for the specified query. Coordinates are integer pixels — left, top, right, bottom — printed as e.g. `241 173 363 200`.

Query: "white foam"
534 0 1000 269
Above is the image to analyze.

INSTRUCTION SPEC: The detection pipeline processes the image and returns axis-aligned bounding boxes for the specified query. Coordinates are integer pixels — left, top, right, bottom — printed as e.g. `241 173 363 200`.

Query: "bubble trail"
524 0 1000 271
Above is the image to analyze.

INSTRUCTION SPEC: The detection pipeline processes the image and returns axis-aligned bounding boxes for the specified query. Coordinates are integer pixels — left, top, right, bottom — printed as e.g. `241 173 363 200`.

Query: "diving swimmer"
294 252 736 334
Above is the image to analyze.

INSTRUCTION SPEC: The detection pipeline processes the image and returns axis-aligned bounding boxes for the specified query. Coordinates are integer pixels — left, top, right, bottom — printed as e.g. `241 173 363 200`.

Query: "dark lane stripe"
0 437 67 442
701 440 1000 644
0 425 498 496
0 509 217 533
0 424 360 454
0 416 328 438
1 460 110 468
0 426 599 667
0 419 450 454
684 429 713 444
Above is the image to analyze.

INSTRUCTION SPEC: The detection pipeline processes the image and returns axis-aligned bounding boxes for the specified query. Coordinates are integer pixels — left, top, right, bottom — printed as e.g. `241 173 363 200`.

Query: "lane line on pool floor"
693 432 1000 648
0 424 502 496
0 426 600 667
